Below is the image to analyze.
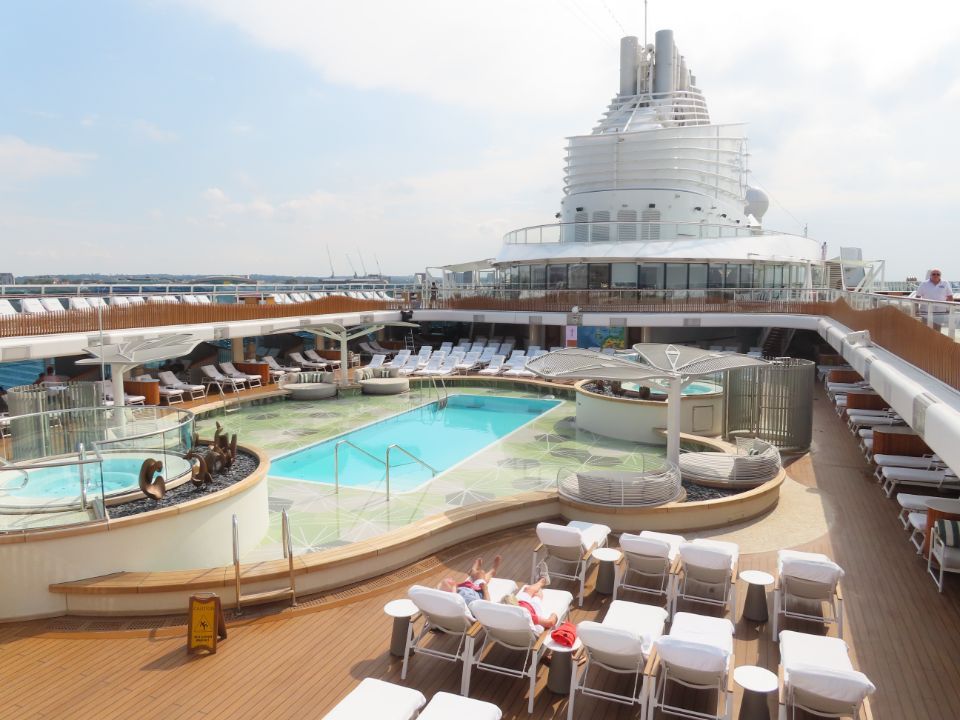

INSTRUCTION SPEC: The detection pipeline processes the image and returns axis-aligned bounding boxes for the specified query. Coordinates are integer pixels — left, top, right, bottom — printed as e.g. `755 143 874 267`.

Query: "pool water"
622 380 722 395
270 394 560 492
0 457 144 499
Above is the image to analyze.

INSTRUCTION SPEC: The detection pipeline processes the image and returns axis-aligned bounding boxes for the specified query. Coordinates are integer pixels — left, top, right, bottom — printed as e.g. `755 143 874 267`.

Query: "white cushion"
907 512 928 532
537 520 610 552
582 600 667 656
322 678 426 720
680 539 738 570
567 520 611 550
896 493 940 511
621 531 684 561
538 588 574 625
778 550 844 584
654 636 729 673
669 612 735 654
418 692 502 720
779 631 875 704
883 467 955 482
408 585 474 625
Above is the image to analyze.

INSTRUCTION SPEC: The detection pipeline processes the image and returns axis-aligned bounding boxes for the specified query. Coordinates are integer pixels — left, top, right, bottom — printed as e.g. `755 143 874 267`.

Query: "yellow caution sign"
187 593 227 654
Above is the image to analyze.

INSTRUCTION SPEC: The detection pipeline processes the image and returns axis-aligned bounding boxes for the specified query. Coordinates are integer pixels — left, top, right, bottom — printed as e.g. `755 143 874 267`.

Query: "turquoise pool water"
0 457 143 499
270 394 560 492
622 380 722 395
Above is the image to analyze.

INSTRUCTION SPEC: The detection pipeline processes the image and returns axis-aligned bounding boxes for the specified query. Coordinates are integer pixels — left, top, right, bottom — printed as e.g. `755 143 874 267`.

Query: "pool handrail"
386 444 438 500
333 439 386 495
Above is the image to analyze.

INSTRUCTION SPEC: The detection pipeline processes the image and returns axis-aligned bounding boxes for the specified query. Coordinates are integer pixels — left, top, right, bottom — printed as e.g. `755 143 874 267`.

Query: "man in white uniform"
915 269 953 325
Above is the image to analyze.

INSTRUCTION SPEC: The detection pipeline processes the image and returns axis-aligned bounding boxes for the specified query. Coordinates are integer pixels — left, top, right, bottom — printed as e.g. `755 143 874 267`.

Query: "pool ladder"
232 509 297 615
429 375 448 409
333 440 438 500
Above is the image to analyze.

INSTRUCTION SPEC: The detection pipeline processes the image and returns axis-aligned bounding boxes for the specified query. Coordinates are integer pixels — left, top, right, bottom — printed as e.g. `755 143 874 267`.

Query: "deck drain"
309 411 337 418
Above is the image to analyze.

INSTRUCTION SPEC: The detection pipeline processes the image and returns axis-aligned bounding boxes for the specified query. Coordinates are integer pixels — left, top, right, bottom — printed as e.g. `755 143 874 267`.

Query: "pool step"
238 587 296 606
233 510 298 615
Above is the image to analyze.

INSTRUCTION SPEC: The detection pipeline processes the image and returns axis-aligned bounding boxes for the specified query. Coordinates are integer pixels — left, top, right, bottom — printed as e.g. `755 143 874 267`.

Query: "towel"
550 621 577 648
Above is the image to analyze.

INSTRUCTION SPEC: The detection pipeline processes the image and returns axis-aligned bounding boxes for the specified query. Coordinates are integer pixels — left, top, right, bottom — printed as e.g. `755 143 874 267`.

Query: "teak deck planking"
1 387 960 719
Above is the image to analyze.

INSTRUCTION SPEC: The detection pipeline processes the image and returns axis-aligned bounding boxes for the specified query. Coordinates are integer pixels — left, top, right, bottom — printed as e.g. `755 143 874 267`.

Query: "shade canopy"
525 347 670 383
632 343 769 377
77 333 202 366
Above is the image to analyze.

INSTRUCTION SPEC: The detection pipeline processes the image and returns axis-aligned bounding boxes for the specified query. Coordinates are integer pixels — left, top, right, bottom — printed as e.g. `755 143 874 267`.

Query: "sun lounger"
532 521 610 606
68 297 92 311
397 356 420 376
220 362 263 388
88 296 108 308
288 351 327 370
502 356 535 378
127 296 145 305
305 349 340 368
159 371 206 400
928 519 960 592
569 600 668 718
39 297 64 312
136 374 183 404
881 465 960 497
478 354 505 375
906 511 929 553
321 678 425 720
465 587 574 712
415 355 445 376
772 550 844 640
97 380 146 406
872 454 942 481
895 493 953 529
20 298 47 314
778 631 875 720
614 531 685 607
673 539 739 616
109 296 130 307
201 365 246 392
385 350 412 369
263 355 300 380
363 354 386 371
418 692 501 720
455 351 482 374
0 299 17 316
414 346 433 368
647 612 735 720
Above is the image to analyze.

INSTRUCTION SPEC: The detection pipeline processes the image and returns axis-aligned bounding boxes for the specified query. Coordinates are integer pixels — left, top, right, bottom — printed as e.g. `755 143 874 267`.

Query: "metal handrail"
78 443 87 510
281 509 297 606
333 439 386 494
385 444 438 501
232 514 242 613
0 458 29 491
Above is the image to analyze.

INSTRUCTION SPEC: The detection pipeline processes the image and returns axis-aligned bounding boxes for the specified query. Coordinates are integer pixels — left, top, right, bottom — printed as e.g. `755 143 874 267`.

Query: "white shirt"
916 280 952 302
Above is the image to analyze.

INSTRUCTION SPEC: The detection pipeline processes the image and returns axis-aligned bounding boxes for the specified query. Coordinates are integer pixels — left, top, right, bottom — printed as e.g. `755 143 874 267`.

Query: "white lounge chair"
195 294 212 304
928 519 960 592
415 355 445 376
881 465 960 497
20 298 47 314
201 365 246 392
137 374 183 404
455 351 482 374
220 362 263 388
159 371 206 400
97 380 146 406
772 550 844 640
476 347 497 366
305 348 341 368
321 678 425 720
363 354 386 371
109 296 130 307
438 341 453 354
502 356 535 378
128 296 145 305
385 349 412 369
465 587 574 713
68 297 92 311
673 539 739 617
778 630 875 720
263 355 300 380
0 299 17 316
403 579 517 683
872 454 943 482
478 355 506 376
40 297 64 312
418 692 501 720
647 612 735 720
895 493 947 529
288 351 327 370
568 600 668 719
397 356 420 376
614 531 685 608
532 521 610 606
414 346 433 369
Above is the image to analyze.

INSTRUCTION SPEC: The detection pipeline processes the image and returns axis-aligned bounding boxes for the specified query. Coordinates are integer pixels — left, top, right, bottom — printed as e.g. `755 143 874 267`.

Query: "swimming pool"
622 380 722 395
270 394 561 492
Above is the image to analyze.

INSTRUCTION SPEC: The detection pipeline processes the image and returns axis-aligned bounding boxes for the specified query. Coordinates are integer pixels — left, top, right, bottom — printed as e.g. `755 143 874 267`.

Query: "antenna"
326 245 336 277
644 0 648 47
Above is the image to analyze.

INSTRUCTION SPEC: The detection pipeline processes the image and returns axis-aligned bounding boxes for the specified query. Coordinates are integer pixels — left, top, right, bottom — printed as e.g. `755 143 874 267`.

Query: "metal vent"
641 209 661 240
592 210 610 243
617 209 637 242
609 317 626 327
574 211 589 242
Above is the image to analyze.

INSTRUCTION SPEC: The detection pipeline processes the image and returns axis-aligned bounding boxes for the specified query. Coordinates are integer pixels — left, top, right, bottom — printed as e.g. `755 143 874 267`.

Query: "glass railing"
0 406 194 533
501 221 806 245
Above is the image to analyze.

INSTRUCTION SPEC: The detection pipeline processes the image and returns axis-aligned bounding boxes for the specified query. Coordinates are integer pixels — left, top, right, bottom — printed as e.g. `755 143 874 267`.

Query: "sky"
1 0 958 279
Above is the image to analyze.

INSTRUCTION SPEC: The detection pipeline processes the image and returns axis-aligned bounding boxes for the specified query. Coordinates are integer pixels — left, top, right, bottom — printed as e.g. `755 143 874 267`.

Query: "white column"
666 376 682 466
340 330 349 385
110 363 126 408
231 338 244 362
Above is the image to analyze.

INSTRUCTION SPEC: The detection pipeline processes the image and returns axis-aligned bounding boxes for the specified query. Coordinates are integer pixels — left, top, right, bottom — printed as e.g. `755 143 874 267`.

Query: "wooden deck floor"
2 387 959 719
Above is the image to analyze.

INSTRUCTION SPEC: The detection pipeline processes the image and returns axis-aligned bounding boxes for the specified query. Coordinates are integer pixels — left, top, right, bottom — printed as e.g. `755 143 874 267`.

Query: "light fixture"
694 206 702 211
575 206 584 212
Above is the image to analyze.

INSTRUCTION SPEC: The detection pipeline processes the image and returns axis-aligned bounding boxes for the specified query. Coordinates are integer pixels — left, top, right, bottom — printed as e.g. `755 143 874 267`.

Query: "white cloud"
134 119 179 142
0 136 95 183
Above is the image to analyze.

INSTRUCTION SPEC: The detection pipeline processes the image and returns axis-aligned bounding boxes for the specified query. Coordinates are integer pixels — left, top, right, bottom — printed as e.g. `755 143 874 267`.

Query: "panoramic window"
568 263 588 289
665 263 687 289
548 264 567 289
611 263 637 288
639 263 665 289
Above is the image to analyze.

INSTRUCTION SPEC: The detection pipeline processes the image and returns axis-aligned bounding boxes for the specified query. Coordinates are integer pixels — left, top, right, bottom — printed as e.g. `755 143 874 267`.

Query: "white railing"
501 221 797 246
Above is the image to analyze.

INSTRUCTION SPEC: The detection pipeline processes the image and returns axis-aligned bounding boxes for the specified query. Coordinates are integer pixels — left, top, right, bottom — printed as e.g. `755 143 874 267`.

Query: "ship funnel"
619 36 639 95
653 29 675 95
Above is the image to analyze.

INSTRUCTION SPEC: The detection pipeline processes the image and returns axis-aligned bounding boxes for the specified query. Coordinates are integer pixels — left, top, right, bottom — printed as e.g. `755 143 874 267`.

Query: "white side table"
592 547 622 595
733 665 777 719
543 636 582 694
739 570 774 624
384 598 418 657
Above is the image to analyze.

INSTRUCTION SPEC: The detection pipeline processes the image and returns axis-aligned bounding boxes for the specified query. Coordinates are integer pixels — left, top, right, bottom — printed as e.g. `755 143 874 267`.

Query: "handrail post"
232 514 242 614
385 448 391 501
334 441 340 494
78 443 87 510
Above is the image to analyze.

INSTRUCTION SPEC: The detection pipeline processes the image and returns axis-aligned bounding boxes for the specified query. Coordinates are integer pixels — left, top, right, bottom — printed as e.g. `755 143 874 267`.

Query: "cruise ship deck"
2 389 958 719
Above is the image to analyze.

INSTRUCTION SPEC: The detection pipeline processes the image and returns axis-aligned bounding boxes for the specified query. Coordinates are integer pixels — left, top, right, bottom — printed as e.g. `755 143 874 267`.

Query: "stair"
825 261 845 290
762 328 796 358
233 510 297 614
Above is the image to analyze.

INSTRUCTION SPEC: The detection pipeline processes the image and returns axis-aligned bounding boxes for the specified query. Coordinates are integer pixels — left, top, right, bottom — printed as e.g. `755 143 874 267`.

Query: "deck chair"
138 375 184 404
456 351 482 374
895 493 948 529
532 521 610 606
430 355 460 376
414 346 434 368
778 631 875 720
109 296 130 308
614 531 685 608
127 296 145 305
881 465 960 497
478 355 505 375
68 297 92 310
182 295 200 305
97 380 146 406
363 354 386 371
567 600 668 719
201 365 246 392
289 351 327 370
402 580 517 684
159 371 206 400
397 356 420 376
673 539 739 617
465 588 574 712
305 349 340 368
928 520 960 592
264 355 300 375
503 357 535 378
477 347 497 365
418 691 502 720
647 612 735 720
526 345 541 355
220 362 263 388
772 550 844 640
19 298 46 314
415 355 445 376
321 678 426 720
438 341 453 354
0 298 18 316
39 297 64 312
385 349 412 369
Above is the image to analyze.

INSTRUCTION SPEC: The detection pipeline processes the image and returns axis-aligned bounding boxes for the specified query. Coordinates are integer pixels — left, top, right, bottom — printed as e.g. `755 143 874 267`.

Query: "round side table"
383 598 418 657
592 547 622 595
734 665 778 719
543 636 582 694
739 570 774 624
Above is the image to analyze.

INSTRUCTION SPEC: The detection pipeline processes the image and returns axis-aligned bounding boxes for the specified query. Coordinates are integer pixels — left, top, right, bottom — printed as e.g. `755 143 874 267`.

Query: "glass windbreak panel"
688 263 708 290
708 264 724 289
725 264 740 288
548 265 567 289
774 265 784 288
568 264 588 290
665 263 688 290
518 265 531 288
531 264 546 289
611 263 637 288
639 263 665 289
588 264 610 289
811 264 824 287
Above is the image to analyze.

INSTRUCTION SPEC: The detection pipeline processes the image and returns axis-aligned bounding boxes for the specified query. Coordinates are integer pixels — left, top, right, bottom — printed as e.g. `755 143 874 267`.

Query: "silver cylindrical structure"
724 358 815 452
653 29 675 94
619 36 639 96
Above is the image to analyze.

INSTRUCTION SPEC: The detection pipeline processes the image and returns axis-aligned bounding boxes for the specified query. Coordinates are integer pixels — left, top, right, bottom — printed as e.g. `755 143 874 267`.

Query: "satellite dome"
744 185 769 221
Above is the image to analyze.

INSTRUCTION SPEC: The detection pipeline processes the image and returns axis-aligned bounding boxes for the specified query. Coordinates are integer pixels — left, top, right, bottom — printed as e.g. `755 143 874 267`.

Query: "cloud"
134 119 179 142
0 136 95 183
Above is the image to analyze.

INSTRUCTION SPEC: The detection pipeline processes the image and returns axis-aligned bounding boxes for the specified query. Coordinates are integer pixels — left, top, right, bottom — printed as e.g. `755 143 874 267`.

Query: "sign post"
187 593 227 654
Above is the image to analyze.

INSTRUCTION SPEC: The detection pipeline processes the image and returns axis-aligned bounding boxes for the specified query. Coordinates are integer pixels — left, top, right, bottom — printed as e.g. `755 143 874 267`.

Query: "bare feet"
470 557 483 576
438 577 456 592
491 555 502 575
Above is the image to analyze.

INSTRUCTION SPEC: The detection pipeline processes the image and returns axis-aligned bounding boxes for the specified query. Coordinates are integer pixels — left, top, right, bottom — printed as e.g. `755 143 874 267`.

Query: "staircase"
233 510 297 614
825 261 845 290
761 327 795 358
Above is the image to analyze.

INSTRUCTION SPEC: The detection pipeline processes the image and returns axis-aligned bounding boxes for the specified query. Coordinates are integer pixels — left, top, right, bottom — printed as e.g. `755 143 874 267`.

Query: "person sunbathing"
502 563 557 629
437 555 501 605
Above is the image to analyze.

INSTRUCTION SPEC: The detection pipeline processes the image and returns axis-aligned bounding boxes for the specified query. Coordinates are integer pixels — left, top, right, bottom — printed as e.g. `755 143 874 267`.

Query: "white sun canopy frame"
526 345 768 464
78 333 203 407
